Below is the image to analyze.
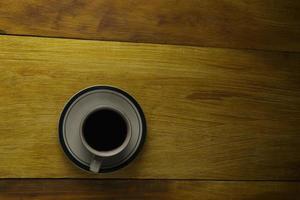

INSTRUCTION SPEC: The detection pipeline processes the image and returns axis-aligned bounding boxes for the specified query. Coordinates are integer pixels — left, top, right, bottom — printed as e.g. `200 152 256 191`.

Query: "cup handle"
89 156 103 173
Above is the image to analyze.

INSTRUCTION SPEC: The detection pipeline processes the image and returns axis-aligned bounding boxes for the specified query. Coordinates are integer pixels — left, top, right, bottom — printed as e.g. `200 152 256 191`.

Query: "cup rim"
80 106 132 157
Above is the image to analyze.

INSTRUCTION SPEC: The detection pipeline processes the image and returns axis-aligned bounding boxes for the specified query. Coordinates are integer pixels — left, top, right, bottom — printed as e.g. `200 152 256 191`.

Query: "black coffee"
82 108 128 151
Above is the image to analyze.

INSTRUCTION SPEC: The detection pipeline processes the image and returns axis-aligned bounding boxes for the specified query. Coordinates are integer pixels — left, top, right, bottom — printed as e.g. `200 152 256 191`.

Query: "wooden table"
0 0 300 199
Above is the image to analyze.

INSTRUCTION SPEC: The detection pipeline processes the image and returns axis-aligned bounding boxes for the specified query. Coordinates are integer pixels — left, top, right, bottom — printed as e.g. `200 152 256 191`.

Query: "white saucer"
59 86 146 173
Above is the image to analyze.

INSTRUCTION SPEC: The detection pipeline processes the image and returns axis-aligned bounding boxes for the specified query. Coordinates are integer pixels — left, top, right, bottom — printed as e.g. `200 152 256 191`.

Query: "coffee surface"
82 109 127 151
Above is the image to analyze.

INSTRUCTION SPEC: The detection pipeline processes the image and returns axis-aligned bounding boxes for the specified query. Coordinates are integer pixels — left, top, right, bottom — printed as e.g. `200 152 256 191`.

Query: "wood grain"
0 35 300 179
1 179 300 200
0 0 299 52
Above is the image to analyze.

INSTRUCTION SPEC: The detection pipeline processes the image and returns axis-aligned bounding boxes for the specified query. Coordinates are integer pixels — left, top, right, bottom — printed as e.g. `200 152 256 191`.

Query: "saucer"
59 86 146 173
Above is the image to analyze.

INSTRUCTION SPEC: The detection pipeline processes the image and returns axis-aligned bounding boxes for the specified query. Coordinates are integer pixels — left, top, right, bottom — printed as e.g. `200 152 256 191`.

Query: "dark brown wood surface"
1 0 300 198
1 179 300 200
0 0 300 52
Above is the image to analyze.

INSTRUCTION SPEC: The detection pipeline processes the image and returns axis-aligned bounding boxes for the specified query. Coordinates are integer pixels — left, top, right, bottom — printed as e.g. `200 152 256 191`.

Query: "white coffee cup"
79 106 131 173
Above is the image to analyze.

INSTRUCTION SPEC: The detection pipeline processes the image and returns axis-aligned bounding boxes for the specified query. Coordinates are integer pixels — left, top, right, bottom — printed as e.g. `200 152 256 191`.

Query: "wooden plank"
0 35 300 179
1 179 300 200
0 0 299 52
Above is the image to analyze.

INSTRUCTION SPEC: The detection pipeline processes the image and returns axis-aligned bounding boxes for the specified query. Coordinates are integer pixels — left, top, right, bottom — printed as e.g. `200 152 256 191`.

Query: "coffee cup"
80 106 131 173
